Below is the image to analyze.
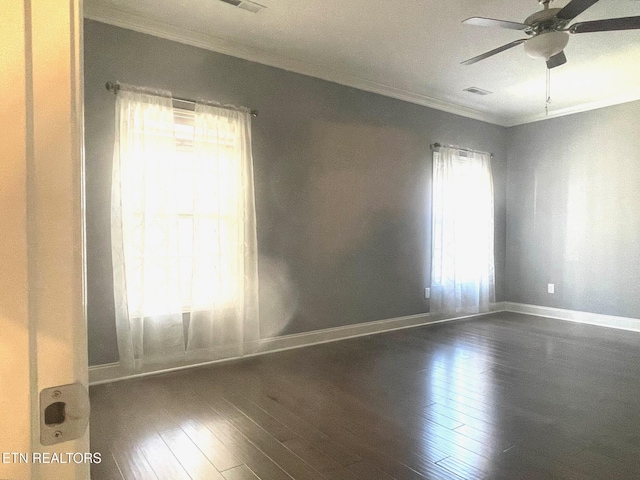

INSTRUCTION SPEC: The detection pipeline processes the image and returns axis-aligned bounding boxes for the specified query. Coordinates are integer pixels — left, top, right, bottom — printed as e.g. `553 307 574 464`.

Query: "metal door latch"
40 383 90 445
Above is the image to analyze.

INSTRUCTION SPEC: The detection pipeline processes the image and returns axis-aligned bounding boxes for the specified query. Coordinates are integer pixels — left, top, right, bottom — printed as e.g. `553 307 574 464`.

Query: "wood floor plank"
260 380 441 478
89 449 125 480
229 415 325 480
221 464 260 480
151 378 291 480
436 455 483 480
281 437 345 473
317 467 361 480
222 391 300 442
346 460 396 480
203 420 295 480
558 448 639 479
181 420 244 472
136 433 192 480
243 392 362 466
110 444 158 480
90 312 640 480
160 428 225 480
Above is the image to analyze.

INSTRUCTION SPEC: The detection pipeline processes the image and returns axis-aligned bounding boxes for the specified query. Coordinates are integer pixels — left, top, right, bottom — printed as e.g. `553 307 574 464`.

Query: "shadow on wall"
507 106 640 317
562 139 640 312
258 119 429 338
305 120 418 264
259 257 300 339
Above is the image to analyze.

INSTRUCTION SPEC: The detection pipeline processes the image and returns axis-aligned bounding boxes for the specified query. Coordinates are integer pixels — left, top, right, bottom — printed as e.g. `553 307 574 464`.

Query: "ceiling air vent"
218 0 266 12
238 1 266 12
463 87 493 96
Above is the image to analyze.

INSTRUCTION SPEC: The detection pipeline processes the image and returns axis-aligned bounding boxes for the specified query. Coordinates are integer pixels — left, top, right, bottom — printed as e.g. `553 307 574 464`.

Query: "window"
111 87 259 368
430 147 495 314
124 108 240 316
177 109 238 311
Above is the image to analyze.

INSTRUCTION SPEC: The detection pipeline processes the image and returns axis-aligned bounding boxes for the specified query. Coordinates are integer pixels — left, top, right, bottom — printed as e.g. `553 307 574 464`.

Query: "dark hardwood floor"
90 312 640 479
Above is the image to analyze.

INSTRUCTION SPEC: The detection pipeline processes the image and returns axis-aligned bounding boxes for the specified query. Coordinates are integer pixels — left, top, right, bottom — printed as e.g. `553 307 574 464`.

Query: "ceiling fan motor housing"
524 31 569 59
461 0 640 67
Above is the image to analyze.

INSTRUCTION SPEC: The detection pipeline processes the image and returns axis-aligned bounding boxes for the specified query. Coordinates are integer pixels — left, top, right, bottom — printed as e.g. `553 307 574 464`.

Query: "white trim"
89 302 507 385
505 90 640 127
504 302 640 332
89 301 640 385
83 4 510 127
83 5 640 128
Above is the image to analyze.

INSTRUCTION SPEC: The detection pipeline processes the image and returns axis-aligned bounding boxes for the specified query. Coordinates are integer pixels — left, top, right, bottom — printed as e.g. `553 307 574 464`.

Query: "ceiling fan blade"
546 51 567 69
556 0 600 21
569 16 640 33
461 39 527 65
462 17 529 31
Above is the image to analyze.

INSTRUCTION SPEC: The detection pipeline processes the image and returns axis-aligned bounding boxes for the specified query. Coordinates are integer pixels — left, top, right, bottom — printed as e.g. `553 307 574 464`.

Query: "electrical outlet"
424 287 431 299
548 283 555 294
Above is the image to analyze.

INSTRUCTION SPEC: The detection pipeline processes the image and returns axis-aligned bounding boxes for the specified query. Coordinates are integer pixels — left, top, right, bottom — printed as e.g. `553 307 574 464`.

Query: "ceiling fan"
461 0 640 69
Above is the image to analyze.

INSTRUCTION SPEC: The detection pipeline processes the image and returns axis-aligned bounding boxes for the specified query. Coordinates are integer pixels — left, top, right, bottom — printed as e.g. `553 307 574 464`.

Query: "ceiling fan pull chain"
545 67 551 115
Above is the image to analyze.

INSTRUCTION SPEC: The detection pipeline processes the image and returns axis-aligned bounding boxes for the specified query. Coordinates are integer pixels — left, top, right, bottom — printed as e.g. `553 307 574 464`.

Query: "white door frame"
0 1 89 479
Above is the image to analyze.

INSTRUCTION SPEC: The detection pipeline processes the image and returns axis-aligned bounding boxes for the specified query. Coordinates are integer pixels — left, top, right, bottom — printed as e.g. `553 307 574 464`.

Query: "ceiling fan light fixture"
524 31 569 59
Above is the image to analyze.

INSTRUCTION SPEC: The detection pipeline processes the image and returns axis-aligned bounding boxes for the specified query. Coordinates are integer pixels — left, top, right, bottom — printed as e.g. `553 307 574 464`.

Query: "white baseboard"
89 302 507 385
89 301 640 385
504 302 640 332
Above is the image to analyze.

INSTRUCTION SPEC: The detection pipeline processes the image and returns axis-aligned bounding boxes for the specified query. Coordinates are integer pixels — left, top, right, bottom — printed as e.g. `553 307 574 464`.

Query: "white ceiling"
84 0 640 126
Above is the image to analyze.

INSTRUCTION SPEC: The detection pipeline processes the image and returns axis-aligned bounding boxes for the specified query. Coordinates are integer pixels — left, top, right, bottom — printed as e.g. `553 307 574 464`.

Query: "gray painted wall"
506 100 640 318
84 20 507 366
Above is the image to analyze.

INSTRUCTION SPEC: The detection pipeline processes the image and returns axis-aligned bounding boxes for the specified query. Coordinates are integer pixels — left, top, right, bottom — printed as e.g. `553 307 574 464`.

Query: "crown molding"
83 3 510 127
506 89 640 127
84 4 640 128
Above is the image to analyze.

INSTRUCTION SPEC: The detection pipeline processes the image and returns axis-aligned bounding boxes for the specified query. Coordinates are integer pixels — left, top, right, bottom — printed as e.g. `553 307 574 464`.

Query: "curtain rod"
105 82 258 118
430 142 493 159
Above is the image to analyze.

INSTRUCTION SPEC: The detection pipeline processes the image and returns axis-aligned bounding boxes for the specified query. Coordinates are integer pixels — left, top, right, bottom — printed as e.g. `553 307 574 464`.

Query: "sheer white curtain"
111 87 258 370
111 88 185 369
185 103 259 359
430 146 495 314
